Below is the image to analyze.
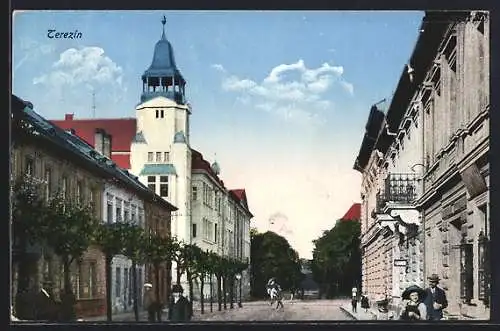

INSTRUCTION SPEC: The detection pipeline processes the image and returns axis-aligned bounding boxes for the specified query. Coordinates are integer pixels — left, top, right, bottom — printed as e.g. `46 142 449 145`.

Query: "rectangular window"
192 186 198 201
89 261 97 298
44 168 52 202
148 152 154 162
160 176 169 197
214 223 218 243
160 110 164 118
116 267 121 298
25 156 34 176
460 242 473 302
116 198 122 222
138 208 144 227
156 152 162 162
107 194 114 223
76 180 83 203
124 267 129 304
124 201 130 222
192 223 197 238
148 176 156 193
131 204 136 224
155 110 159 118
62 176 68 199
164 152 169 162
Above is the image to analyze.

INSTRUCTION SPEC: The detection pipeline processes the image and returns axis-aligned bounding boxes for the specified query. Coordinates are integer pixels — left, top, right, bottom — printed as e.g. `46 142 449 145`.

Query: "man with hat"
168 284 192 322
423 274 448 320
143 283 157 322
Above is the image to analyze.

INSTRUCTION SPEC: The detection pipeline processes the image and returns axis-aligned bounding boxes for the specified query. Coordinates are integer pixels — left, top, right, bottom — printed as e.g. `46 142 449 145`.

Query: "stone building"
11 94 177 318
353 11 490 320
49 17 253 299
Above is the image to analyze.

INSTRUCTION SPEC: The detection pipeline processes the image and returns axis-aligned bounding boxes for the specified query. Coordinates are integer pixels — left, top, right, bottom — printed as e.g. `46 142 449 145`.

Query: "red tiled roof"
111 154 131 169
50 114 136 152
191 149 226 189
341 203 361 221
230 189 245 201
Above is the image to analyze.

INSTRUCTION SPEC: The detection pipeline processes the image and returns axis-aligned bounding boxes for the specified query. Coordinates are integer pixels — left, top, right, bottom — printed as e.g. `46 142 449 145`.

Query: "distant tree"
311 220 361 298
250 231 303 299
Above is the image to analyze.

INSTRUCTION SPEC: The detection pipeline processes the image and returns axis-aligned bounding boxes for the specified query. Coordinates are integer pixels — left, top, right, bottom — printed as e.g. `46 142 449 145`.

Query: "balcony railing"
376 173 418 213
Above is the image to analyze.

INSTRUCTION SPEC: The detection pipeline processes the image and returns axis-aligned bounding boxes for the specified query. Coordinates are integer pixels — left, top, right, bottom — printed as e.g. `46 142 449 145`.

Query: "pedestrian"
399 285 427 321
351 286 358 300
360 293 370 313
271 285 284 310
168 284 192 322
351 296 358 313
143 283 156 322
423 274 448 320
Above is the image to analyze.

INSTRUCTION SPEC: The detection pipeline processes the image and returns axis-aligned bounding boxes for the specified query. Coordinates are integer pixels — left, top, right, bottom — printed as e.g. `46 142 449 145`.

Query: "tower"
130 17 193 289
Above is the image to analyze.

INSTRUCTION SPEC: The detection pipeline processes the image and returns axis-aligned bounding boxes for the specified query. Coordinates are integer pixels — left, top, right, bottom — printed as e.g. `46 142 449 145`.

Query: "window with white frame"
214 223 218 243
25 156 34 176
164 152 170 162
156 152 162 162
148 176 156 193
138 208 144 227
76 180 83 203
107 194 114 223
116 198 123 222
160 176 169 197
192 186 198 201
44 167 52 202
115 267 121 297
61 176 68 199
148 152 154 162
131 204 137 224
124 201 130 222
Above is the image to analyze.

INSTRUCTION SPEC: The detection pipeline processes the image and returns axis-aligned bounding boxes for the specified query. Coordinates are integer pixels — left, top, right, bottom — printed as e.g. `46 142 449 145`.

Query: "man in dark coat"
423 274 448 320
168 284 192 322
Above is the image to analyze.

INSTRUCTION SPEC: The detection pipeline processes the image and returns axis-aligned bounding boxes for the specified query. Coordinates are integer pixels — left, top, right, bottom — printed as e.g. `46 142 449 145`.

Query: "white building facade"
103 180 146 313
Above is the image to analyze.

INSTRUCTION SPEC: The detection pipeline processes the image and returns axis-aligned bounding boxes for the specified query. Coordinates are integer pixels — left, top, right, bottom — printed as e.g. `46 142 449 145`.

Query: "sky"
12 10 424 259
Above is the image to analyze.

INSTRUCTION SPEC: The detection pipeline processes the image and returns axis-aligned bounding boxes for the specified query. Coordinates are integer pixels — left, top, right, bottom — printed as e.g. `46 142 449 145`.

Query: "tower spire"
161 15 166 39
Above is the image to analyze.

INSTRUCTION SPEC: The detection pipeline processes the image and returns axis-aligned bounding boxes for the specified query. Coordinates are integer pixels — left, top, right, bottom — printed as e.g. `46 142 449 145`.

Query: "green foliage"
44 193 98 264
311 220 361 298
250 231 303 298
143 234 174 265
122 224 148 262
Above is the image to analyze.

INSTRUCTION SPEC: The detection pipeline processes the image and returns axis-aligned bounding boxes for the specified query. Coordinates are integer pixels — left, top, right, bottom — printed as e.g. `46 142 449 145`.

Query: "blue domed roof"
173 131 187 144
142 20 185 82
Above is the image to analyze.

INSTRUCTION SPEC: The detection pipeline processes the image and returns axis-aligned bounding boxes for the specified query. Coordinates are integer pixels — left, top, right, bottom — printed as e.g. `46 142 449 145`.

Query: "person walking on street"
423 274 448 320
351 286 358 313
360 293 370 313
168 284 192 322
143 283 156 322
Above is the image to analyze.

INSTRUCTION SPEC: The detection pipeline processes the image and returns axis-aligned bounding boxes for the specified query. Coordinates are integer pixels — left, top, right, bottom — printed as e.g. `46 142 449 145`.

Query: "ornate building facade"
353 11 490 320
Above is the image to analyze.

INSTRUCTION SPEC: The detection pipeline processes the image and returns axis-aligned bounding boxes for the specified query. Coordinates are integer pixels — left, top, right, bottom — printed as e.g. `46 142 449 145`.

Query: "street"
192 300 354 321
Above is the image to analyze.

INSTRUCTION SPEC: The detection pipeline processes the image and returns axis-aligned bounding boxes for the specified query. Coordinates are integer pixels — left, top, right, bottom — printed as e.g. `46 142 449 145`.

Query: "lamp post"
235 273 242 308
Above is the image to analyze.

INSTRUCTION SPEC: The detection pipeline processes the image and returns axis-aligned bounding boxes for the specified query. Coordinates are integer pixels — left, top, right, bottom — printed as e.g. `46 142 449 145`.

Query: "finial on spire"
161 15 166 39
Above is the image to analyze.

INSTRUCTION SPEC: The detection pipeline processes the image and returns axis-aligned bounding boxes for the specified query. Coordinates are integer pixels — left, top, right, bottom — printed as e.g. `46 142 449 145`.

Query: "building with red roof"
341 203 361 221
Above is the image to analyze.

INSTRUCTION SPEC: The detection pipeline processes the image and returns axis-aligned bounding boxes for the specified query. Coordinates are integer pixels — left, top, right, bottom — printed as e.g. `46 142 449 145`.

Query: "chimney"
103 134 112 159
65 114 74 121
94 128 105 155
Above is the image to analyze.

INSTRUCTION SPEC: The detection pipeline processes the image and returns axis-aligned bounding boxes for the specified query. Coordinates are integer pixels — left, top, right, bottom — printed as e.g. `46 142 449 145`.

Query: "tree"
311 220 361 298
44 194 98 321
94 221 131 321
250 231 303 299
193 250 210 314
11 175 49 318
212 255 225 311
171 239 186 285
121 224 148 322
206 251 218 313
142 233 174 320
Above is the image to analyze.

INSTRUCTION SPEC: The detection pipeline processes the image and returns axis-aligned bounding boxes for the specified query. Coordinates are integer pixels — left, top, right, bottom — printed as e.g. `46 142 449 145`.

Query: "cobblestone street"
193 300 355 321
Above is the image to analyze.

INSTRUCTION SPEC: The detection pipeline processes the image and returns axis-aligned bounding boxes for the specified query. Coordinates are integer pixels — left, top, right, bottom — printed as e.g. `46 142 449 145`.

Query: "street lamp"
235 273 242 308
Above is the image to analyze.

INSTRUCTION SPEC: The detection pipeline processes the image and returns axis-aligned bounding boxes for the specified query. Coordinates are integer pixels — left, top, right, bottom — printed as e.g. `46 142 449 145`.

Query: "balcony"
376 173 418 213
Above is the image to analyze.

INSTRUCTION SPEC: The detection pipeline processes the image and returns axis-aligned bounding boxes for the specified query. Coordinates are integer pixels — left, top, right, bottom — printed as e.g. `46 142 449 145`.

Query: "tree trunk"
131 261 139 322
229 277 234 309
166 260 172 303
61 256 76 321
105 255 113 322
14 242 32 319
187 270 194 319
222 276 227 310
200 275 205 314
176 261 182 285
210 274 213 313
216 275 222 311
154 263 161 322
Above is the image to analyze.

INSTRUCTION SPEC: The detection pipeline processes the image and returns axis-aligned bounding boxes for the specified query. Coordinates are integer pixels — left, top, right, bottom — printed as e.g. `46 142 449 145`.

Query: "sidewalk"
339 302 377 320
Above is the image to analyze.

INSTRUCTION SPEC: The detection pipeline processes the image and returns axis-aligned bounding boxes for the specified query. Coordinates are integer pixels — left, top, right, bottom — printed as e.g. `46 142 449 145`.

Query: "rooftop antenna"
92 90 96 118
161 15 167 39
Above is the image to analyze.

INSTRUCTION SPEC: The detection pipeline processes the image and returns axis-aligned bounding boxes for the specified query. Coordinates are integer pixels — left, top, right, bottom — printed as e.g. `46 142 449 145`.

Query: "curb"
339 306 358 320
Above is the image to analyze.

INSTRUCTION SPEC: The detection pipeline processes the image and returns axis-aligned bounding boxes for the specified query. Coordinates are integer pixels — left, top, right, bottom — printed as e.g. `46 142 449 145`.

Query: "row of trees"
250 229 304 298
12 175 248 321
310 220 362 298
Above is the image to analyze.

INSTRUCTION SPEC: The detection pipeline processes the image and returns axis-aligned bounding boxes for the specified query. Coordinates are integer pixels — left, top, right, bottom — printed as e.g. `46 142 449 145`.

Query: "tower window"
160 110 164 118
156 152 162 162
147 176 156 193
155 110 159 118
160 176 169 197
148 152 154 162
164 152 170 162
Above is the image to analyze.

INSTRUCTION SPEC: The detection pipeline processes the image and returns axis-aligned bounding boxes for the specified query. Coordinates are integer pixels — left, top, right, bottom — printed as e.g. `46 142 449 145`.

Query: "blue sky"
12 10 424 259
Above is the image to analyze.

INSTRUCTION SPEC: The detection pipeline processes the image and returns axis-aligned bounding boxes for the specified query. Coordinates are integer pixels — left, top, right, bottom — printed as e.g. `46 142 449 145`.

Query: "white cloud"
13 37 56 71
213 59 354 125
34 47 124 91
